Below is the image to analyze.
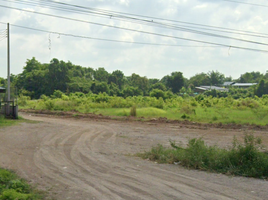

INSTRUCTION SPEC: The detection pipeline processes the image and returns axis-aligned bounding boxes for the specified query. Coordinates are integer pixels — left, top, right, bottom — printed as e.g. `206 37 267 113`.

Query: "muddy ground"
0 112 267 200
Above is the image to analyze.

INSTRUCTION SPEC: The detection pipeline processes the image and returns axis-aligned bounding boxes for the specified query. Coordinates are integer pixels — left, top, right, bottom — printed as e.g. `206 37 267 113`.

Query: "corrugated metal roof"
223 82 235 86
196 86 228 92
232 83 257 87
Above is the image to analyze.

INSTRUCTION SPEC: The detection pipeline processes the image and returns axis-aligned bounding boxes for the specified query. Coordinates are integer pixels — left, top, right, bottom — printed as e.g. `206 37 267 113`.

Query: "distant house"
223 82 235 87
195 86 228 93
0 87 5 93
232 83 257 88
222 82 257 88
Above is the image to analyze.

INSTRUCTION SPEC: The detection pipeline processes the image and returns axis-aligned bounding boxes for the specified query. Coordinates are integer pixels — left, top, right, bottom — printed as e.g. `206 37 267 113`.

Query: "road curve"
0 113 267 200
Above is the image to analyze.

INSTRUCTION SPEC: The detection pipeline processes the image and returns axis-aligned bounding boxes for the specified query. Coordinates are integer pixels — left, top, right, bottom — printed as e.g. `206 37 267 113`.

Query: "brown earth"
0 111 268 200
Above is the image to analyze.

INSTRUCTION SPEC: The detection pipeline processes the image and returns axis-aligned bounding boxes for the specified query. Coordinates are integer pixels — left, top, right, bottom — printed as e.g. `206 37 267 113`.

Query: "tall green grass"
138 134 268 178
18 93 268 125
0 168 42 199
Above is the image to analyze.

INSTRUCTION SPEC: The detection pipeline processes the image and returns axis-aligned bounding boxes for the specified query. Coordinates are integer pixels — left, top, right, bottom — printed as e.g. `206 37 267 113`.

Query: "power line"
0 4 268 53
4 0 268 40
0 22 222 48
223 0 268 8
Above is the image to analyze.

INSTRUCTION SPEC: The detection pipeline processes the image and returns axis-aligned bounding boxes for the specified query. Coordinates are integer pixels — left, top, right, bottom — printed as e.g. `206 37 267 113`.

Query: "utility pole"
7 23 10 102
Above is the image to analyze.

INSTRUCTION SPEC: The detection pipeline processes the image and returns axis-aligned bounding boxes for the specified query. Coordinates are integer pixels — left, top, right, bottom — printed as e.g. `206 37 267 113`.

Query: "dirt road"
0 113 267 200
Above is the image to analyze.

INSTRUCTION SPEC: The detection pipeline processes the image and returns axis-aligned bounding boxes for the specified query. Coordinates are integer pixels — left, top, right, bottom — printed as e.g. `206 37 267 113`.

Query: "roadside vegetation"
138 134 268 179
2 57 268 125
18 91 268 125
0 168 42 200
0 116 23 127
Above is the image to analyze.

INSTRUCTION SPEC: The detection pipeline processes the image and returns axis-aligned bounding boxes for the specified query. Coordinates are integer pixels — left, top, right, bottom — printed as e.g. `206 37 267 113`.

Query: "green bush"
0 169 41 199
139 134 268 178
130 105 137 117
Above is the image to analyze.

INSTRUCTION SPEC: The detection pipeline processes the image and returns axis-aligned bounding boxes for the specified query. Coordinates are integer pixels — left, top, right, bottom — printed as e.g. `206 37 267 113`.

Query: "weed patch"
138 134 268 178
0 168 42 199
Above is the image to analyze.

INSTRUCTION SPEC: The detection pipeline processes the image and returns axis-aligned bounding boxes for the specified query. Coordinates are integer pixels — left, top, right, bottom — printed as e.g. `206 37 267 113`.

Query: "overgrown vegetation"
2 57 268 100
18 91 268 125
138 134 268 178
0 168 42 200
2 57 268 125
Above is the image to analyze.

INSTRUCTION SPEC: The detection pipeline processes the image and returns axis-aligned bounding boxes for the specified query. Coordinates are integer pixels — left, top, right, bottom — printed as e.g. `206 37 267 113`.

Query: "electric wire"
10 0 268 37
1 4 268 52
2 0 268 40
0 21 267 53
223 0 268 8
5 22 222 47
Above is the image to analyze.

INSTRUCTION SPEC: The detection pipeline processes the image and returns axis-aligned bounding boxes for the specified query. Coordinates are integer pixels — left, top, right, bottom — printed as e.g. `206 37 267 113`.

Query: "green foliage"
0 169 41 200
130 105 137 117
150 89 165 99
238 71 263 83
139 134 268 178
162 72 184 94
18 90 268 125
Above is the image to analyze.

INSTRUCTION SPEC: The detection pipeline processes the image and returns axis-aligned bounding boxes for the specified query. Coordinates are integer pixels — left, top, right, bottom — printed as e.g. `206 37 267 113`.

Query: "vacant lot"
0 112 267 200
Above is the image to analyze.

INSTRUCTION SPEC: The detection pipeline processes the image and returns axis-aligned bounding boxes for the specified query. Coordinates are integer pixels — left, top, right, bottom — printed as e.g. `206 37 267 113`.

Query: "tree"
188 73 210 87
14 57 48 98
150 89 165 99
67 77 91 93
150 82 167 91
238 72 263 83
91 81 110 94
129 73 149 95
121 86 142 97
148 78 159 86
94 68 109 82
256 79 265 97
207 70 225 85
47 58 69 94
163 72 184 93
108 70 125 89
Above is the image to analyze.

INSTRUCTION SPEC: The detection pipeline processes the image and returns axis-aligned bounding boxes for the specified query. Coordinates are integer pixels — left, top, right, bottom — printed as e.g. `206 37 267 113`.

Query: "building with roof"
232 83 257 88
0 87 5 93
195 86 228 93
223 82 235 87
223 82 257 88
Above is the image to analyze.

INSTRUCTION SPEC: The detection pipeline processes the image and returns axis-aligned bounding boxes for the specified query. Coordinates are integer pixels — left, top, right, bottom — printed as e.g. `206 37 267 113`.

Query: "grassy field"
19 94 268 125
138 134 268 179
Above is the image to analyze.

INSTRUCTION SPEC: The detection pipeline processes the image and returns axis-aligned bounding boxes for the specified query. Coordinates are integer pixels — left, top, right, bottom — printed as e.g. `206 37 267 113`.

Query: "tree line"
1 57 268 99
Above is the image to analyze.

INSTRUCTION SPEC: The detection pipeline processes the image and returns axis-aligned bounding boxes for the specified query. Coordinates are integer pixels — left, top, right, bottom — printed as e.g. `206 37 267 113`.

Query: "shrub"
130 105 137 117
139 134 268 178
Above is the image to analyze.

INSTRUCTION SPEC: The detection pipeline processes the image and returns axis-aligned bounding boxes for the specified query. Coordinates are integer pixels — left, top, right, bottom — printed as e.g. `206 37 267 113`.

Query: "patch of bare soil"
0 112 267 200
20 109 268 131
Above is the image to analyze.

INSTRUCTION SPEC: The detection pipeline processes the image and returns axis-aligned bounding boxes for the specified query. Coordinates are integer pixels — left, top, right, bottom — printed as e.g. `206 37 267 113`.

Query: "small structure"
195 86 228 93
0 87 18 119
223 82 235 87
232 83 257 88
223 82 257 88
0 87 5 93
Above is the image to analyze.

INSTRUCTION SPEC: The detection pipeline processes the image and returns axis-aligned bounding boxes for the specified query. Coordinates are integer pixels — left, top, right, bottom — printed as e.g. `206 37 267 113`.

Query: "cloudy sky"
0 0 268 80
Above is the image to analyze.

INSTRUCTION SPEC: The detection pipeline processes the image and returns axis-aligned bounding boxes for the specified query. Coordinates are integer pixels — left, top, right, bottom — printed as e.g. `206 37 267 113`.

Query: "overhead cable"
2 0 268 39
223 0 268 8
1 4 268 52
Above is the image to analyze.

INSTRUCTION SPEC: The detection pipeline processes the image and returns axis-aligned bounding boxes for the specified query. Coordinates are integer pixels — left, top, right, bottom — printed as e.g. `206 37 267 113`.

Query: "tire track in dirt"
0 113 267 200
